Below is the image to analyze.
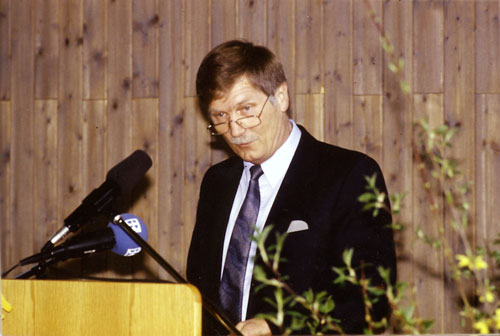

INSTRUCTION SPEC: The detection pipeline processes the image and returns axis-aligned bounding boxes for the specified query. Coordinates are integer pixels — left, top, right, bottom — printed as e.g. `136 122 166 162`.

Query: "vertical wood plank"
34 0 59 99
353 0 383 95
267 0 295 104
131 98 159 278
323 0 353 147
184 97 212 275
413 0 444 93
106 0 133 277
159 0 185 280
185 0 210 97
212 0 238 46
33 100 58 251
58 0 84 276
443 1 475 331
475 94 500 271
382 1 414 318
107 0 132 166
353 95 382 164
294 94 324 141
0 101 11 266
295 0 322 95
80 100 107 276
475 1 500 94
83 0 107 100
238 0 267 45
0 0 10 100
132 0 159 98
11 0 34 264
210 0 238 165
413 93 445 333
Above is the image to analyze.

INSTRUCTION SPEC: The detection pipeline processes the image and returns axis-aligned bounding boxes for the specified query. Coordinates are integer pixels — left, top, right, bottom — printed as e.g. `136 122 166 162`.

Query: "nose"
229 120 246 137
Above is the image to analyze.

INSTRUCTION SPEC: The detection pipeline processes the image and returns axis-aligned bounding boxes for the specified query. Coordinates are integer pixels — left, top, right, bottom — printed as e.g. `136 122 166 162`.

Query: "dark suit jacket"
187 126 397 335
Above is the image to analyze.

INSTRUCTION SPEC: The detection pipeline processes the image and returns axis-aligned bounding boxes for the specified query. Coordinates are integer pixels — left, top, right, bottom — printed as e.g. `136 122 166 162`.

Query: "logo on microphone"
125 217 142 233
124 247 142 256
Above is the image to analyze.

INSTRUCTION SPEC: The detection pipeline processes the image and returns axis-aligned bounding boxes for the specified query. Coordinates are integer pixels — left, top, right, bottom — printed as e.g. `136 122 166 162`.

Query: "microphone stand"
113 215 242 336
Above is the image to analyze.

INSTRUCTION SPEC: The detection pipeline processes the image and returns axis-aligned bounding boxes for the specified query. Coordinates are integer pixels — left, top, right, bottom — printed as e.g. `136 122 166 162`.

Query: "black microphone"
22 214 148 265
42 150 152 252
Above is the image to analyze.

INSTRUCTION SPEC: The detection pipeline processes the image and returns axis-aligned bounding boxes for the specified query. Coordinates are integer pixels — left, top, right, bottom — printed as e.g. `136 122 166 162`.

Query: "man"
187 40 396 336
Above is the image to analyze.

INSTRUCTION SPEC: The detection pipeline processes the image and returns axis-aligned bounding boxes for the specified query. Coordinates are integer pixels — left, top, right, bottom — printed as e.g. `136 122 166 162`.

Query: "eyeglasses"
207 96 270 136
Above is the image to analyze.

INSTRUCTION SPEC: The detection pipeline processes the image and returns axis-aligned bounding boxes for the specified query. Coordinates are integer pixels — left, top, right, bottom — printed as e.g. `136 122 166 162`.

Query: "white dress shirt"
220 120 302 321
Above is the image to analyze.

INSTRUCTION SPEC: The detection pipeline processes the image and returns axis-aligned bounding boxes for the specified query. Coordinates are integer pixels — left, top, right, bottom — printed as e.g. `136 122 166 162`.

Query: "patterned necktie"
219 164 264 323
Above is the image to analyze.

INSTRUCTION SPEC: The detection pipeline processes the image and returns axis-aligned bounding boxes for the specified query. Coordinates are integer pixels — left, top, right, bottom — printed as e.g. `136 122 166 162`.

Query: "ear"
274 82 289 113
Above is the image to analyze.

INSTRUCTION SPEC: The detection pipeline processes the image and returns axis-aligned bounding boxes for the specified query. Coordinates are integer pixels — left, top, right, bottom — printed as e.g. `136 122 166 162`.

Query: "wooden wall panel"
132 0 159 99
34 0 59 99
107 0 132 166
413 0 444 93
80 99 107 276
0 102 11 264
212 0 237 46
475 1 500 94
158 0 185 280
83 0 107 100
353 95 382 165
10 0 35 264
295 94 324 142
353 0 383 95
295 0 322 95
238 0 267 45
0 0 10 100
33 100 58 253
185 0 210 97
323 0 353 147
131 98 159 277
413 93 445 332
1 1 499 332
443 1 475 331
267 0 295 103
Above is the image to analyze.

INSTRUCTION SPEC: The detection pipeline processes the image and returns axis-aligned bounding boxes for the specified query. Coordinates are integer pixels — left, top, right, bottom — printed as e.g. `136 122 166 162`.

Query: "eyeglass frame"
207 95 271 136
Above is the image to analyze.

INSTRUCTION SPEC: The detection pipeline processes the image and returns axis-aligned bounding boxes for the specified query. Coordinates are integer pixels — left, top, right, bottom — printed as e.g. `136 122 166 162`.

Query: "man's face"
208 76 291 165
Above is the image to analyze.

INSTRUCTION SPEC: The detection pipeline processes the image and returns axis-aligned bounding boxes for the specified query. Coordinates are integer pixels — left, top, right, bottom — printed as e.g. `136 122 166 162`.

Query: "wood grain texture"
323 0 353 147
413 93 445 332
83 0 107 100
0 0 10 100
238 0 267 45
413 0 444 93
353 95 382 164
475 0 500 94
2 279 202 336
295 0 322 95
11 0 35 265
132 0 159 98
353 0 383 95
443 1 475 331
34 0 59 99
0 1 499 332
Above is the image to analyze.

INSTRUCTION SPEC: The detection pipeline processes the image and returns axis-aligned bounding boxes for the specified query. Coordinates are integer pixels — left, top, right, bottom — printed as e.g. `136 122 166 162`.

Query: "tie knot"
250 165 263 181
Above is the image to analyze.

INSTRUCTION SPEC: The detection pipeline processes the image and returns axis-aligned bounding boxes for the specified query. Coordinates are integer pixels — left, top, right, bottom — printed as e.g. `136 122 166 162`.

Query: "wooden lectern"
1 279 202 336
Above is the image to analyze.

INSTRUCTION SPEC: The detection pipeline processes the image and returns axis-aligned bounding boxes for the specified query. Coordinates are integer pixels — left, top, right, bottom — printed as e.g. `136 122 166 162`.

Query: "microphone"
23 214 148 265
43 150 152 251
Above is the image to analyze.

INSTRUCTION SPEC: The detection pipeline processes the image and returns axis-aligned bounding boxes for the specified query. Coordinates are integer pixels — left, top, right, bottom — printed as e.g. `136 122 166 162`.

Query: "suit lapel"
265 127 320 237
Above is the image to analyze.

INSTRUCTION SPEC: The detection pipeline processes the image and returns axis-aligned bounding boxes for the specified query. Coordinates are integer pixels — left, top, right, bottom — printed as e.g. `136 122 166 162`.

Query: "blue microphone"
20 214 148 265
109 213 148 256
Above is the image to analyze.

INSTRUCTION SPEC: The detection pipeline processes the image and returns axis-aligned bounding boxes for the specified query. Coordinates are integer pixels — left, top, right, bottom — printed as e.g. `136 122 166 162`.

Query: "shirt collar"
243 120 301 188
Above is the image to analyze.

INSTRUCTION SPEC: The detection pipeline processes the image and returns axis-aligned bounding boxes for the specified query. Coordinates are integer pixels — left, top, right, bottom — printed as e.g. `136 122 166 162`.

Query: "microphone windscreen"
106 150 152 194
108 213 148 256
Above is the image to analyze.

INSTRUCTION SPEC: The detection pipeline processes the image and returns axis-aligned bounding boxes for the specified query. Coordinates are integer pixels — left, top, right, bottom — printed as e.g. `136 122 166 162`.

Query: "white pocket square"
286 220 309 233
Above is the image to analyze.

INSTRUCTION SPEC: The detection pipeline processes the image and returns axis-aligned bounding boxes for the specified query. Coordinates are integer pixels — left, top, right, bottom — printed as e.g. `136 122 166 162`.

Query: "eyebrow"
209 97 256 114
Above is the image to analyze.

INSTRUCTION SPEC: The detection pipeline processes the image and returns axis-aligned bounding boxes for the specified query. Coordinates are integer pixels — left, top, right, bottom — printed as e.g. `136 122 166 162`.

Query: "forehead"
209 76 264 110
